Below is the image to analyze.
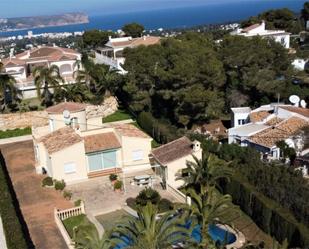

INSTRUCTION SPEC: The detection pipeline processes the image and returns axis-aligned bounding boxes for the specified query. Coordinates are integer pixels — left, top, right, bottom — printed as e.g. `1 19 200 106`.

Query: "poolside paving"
0 141 72 249
67 171 180 216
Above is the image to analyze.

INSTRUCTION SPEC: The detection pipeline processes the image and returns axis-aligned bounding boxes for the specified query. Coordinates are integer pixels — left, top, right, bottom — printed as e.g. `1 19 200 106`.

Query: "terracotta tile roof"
249 117 309 148
1 58 26 67
265 117 284 126
200 120 227 137
14 46 79 63
250 111 271 123
112 124 150 139
39 127 83 154
242 23 261 32
279 106 309 118
151 136 193 165
46 102 86 114
110 36 160 48
84 132 121 153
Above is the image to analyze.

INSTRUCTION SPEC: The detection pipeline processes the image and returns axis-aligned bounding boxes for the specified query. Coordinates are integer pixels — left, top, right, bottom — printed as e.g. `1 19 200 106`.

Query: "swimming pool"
112 223 236 248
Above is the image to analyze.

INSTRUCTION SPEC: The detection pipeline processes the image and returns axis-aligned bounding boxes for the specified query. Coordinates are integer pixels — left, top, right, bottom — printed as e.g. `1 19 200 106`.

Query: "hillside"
0 13 89 32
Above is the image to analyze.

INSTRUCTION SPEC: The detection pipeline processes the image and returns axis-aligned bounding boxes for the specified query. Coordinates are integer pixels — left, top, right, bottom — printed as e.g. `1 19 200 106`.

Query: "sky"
0 0 305 18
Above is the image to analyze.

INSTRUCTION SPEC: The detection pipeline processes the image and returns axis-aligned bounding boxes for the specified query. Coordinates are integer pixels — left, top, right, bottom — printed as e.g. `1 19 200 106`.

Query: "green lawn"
63 214 95 238
0 127 32 139
103 109 134 123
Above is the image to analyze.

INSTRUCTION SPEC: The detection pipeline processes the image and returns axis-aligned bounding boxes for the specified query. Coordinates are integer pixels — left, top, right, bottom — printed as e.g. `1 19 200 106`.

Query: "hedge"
0 151 34 249
220 175 309 248
137 112 182 144
0 127 32 139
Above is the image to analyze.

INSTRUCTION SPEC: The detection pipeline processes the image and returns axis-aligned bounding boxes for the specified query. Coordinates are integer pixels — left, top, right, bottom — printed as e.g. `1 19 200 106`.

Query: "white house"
292 58 308 71
231 20 290 48
150 137 202 189
0 46 82 99
228 104 309 160
32 102 152 184
95 36 160 74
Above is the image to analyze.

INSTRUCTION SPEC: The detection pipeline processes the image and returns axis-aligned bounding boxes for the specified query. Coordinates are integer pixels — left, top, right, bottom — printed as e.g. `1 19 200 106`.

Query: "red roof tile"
151 136 193 165
84 132 121 153
112 124 150 139
46 102 86 114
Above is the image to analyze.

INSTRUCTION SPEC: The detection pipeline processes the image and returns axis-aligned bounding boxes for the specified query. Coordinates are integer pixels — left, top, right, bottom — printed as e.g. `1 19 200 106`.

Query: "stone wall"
86 96 118 119
0 96 119 131
0 111 49 131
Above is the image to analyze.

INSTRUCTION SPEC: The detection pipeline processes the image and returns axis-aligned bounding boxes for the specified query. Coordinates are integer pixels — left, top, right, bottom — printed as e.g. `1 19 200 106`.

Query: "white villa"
150 137 202 190
0 46 81 99
32 102 152 184
231 20 290 48
228 104 309 160
95 36 160 74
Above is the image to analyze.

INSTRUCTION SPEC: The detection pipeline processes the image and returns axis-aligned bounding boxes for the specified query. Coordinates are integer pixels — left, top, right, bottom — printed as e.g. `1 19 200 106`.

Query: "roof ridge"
152 136 190 152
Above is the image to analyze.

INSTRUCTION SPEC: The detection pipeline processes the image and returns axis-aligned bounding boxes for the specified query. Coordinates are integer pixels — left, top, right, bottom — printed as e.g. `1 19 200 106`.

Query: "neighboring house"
150 137 202 189
0 46 81 98
194 120 228 140
94 36 160 74
231 20 290 48
32 102 152 184
228 104 309 160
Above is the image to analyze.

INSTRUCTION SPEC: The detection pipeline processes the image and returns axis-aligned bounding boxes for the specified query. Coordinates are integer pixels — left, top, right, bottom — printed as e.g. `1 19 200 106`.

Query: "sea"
0 0 306 37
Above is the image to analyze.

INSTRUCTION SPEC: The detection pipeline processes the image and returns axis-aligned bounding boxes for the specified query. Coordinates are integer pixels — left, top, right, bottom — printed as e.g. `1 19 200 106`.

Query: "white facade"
292 58 308 71
231 107 251 128
231 21 290 49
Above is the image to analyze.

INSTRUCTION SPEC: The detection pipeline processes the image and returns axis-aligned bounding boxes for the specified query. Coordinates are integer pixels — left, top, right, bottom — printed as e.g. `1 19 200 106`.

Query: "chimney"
192 140 201 153
143 35 146 40
108 36 112 41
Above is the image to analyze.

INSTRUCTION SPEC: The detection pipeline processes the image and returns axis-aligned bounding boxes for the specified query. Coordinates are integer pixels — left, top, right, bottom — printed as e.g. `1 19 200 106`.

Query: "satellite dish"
289 95 300 105
300 100 307 108
63 110 71 125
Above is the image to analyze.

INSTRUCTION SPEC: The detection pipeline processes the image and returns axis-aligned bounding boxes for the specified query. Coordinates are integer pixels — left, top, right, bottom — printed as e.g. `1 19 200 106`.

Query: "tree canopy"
122 22 145 38
82 29 115 48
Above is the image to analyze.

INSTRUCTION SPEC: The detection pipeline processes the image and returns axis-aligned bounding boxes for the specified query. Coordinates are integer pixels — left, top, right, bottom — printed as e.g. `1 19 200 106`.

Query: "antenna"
289 95 300 107
300 100 307 108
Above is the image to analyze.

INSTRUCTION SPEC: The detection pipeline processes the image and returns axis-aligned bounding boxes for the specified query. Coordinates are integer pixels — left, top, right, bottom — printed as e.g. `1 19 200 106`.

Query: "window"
64 162 76 174
281 37 285 45
87 150 117 172
238 119 246 125
132 150 143 161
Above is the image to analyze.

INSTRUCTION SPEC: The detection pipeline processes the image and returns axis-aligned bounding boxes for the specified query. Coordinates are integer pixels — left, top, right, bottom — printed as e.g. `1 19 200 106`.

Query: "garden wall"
0 96 119 131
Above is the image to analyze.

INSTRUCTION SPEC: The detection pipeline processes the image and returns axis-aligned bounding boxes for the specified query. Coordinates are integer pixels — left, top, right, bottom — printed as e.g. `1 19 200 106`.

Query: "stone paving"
67 171 180 216
0 141 72 249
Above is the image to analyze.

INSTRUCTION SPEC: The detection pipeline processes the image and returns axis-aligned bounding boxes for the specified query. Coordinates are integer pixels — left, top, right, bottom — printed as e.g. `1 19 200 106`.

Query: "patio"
66 169 182 216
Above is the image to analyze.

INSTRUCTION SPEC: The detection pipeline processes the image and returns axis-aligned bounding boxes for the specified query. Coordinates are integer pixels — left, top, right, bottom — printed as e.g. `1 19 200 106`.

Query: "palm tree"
187 187 238 248
73 224 119 249
33 65 64 106
178 154 232 193
0 62 21 111
112 202 192 249
74 59 119 102
54 83 94 103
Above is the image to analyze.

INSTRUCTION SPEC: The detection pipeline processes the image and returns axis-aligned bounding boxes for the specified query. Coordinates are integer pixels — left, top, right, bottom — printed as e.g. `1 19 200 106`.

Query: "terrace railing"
54 201 85 249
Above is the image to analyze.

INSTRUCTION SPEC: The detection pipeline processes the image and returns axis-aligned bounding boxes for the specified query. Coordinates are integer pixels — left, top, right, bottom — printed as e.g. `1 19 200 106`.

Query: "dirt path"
1 141 72 249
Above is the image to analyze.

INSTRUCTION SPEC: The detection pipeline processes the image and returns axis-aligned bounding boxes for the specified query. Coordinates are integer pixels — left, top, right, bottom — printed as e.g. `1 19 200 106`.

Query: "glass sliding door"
87 150 117 172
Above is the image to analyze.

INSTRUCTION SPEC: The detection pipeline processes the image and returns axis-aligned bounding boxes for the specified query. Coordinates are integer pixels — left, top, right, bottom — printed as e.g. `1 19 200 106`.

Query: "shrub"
114 180 123 190
158 198 173 213
136 187 161 206
74 199 82 207
126 197 136 210
63 191 72 200
109 173 118 181
42 176 53 187
54 180 66 191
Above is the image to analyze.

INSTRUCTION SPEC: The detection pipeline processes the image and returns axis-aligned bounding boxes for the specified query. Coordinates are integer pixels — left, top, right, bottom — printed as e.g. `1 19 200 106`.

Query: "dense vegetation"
188 135 309 246
120 32 308 129
0 152 33 248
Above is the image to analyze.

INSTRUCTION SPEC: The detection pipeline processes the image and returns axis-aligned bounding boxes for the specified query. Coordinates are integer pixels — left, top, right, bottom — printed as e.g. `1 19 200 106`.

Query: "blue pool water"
113 223 236 248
